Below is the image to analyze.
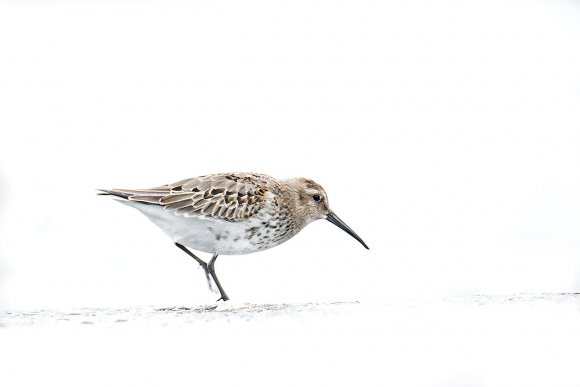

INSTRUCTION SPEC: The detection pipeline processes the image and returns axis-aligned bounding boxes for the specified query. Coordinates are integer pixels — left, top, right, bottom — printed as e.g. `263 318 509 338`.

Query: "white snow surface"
2 294 580 387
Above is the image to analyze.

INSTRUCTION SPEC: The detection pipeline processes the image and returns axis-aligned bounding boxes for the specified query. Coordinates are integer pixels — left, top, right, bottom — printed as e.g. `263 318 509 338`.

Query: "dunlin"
98 172 368 301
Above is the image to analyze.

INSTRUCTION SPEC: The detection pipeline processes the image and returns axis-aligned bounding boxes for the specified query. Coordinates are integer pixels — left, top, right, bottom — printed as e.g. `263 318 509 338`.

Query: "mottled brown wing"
109 173 275 221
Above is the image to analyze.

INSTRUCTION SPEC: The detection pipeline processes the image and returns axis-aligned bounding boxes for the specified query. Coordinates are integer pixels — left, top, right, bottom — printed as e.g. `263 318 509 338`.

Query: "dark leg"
174 243 214 291
208 254 229 302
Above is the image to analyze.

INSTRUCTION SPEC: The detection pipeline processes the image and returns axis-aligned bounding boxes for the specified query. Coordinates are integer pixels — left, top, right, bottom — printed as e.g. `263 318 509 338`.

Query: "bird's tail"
96 189 131 200
96 188 167 205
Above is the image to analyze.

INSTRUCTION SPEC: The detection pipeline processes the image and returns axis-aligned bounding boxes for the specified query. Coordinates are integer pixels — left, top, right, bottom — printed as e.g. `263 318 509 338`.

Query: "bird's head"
283 177 369 250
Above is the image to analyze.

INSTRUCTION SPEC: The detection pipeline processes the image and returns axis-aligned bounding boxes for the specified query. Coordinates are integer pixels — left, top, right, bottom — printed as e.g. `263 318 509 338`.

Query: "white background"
1 2 580 386
0 0 579 310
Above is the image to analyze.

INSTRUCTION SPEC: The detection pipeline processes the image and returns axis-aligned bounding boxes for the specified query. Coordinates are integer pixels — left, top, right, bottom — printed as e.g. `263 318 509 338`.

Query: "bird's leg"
208 254 229 302
174 243 215 292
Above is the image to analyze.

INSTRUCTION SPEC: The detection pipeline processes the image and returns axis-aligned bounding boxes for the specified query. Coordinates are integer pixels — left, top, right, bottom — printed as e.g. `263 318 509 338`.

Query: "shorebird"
98 172 368 301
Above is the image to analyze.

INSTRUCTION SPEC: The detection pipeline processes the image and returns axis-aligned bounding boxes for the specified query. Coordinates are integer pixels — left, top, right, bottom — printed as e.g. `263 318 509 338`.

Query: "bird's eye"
312 194 321 202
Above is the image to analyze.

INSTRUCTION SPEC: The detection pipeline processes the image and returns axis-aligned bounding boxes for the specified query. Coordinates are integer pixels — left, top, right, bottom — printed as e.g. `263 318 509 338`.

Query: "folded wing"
99 173 275 221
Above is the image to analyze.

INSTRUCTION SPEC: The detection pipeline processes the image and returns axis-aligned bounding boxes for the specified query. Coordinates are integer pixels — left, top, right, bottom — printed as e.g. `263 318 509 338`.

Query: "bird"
98 172 369 301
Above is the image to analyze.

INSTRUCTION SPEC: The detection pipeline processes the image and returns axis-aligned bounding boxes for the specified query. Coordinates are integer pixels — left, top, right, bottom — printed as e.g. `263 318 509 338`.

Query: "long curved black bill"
326 210 369 249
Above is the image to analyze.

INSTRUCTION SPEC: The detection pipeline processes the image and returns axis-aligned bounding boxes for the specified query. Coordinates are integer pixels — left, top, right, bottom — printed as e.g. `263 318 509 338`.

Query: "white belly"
119 200 292 255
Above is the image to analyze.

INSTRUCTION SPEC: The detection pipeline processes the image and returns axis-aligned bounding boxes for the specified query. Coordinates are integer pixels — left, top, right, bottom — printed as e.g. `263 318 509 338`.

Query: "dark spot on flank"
192 187 200 192
215 234 221 241
246 226 259 238
233 237 240 242
207 227 214 232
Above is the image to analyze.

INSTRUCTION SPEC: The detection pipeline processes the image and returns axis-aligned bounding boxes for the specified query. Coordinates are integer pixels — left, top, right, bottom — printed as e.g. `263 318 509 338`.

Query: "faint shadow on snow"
0 301 360 328
1 293 579 328
157 300 357 314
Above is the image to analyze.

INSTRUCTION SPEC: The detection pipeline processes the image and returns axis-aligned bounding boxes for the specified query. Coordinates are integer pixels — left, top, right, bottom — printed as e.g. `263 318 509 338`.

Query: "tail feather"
96 189 131 200
96 188 165 205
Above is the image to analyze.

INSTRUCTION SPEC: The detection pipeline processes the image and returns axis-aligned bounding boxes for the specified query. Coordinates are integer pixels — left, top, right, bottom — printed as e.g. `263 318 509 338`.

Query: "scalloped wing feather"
107 173 277 221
